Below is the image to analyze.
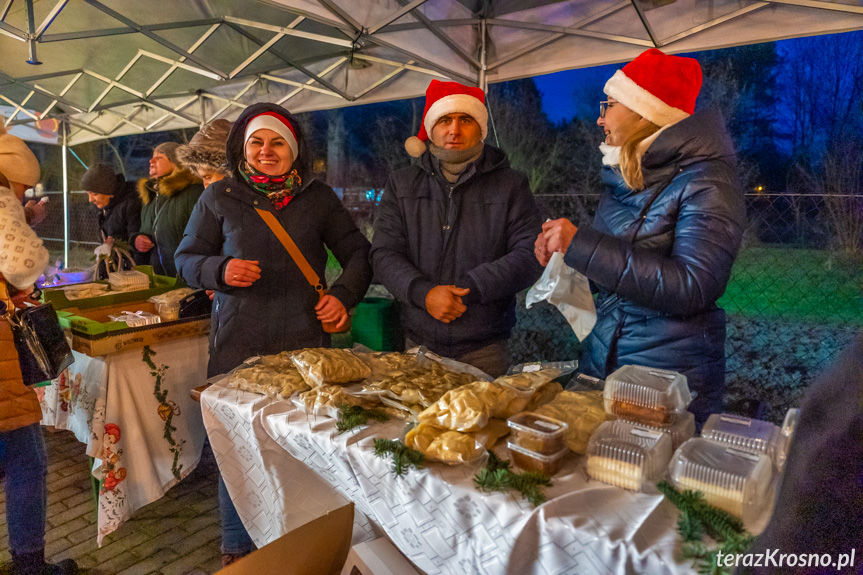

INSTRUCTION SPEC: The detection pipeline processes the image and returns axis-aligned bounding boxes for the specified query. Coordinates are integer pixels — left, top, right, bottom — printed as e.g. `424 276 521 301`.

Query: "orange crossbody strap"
254 208 325 300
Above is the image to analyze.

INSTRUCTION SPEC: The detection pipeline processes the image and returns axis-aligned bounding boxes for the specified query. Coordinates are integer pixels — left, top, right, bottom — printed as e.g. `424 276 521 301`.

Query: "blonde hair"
618 119 660 190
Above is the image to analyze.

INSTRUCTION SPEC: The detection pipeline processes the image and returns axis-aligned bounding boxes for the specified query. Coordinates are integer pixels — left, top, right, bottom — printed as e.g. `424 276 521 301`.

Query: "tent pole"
62 120 69 267
479 18 487 91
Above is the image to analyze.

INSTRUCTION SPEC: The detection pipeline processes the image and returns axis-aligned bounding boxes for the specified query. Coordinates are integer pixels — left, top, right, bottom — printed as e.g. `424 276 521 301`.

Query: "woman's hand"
315 294 349 330
134 235 154 252
224 259 261 287
534 233 552 267
542 219 578 256
10 284 35 308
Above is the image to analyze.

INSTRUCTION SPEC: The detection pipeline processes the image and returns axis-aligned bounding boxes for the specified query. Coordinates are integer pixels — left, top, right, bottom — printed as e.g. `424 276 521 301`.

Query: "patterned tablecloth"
38 336 209 545
202 383 698 575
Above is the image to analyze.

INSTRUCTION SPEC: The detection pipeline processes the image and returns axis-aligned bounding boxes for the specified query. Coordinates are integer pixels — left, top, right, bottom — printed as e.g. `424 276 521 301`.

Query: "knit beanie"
154 141 181 165
603 48 702 127
81 164 121 196
0 122 40 186
405 80 488 157
177 119 232 174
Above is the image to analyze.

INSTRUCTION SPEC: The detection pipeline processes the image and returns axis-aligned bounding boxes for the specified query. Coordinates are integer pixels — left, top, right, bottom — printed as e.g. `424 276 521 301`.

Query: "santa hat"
603 48 702 127
0 121 40 186
244 112 298 159
405 80 488 157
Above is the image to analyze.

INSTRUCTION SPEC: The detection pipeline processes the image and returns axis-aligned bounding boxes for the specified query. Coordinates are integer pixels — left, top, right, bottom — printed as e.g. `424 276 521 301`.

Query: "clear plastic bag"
290 348 372 387
525 252 596 341
222 354 310 399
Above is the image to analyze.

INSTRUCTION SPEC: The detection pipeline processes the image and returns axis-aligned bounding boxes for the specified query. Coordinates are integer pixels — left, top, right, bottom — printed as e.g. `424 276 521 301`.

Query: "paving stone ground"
0 427 223 575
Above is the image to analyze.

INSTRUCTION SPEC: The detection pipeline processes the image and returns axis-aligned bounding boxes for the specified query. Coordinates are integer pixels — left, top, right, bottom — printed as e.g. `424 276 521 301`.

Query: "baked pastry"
675 476 745 518
608 400 671 426
586 456 643 491
536 390 612 454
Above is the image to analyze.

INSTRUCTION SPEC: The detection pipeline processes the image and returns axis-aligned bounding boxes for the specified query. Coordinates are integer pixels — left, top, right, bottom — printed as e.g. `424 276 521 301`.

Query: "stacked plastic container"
586 420 673 491
668 412 786 523
107 270 150 292
506 412 569 476
602 365 696 449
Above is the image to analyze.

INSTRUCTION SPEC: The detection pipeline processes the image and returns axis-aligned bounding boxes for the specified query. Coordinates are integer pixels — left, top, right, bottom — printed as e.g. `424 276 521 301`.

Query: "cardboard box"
218 502 354 575
340 538 421 575
59 301 210 356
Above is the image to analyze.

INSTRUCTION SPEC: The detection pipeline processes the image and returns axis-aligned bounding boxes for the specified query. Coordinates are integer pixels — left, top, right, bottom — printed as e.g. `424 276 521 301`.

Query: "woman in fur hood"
131 142 204 277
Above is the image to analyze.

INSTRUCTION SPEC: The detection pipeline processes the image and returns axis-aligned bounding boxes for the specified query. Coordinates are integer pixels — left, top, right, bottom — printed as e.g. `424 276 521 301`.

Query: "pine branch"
373 438 425 477
336 404 390 434
473 453 551 507
658 481 754 575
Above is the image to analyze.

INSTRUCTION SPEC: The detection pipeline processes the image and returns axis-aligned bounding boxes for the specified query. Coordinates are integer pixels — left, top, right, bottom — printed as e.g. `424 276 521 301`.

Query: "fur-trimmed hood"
137 167 202 205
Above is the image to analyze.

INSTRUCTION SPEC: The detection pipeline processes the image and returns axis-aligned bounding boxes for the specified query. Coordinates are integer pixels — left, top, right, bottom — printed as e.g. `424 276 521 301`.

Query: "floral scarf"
239 160 301 210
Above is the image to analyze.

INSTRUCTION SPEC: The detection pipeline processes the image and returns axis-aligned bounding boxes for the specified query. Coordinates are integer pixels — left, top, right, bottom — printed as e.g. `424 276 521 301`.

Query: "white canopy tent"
1 0 862 259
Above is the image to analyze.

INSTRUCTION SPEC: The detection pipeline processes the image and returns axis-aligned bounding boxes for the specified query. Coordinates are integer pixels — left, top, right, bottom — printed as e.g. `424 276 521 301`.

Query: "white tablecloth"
38 336 209 545
202 383 697 575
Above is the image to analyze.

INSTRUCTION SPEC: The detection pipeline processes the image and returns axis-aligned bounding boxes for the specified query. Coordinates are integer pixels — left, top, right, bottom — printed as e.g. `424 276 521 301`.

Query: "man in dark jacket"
81 163 144 265
131 142 204 277
370 80 543 376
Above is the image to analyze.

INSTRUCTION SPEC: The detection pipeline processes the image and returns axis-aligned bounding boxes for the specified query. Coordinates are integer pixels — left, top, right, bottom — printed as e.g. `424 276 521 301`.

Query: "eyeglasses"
599 100 610 118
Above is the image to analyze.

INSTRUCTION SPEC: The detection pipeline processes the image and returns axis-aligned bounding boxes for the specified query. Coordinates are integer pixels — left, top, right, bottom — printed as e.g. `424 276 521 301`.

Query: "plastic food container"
701 414 783 462
107 270 150 292
631 411 695 450
507 412 568 454
586 420 673 491
108 310 161 328
603 365 692 426
153 301 180 321
669 438 773 522
777 408 800 470
507 441 568 476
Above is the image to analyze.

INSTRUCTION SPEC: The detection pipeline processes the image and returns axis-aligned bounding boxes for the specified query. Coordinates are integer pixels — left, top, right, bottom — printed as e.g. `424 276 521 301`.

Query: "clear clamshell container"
627 410 695 450
777 408 800 470
507 412 568 455
107 270 150 292
669 438 773 522
603 365 692 427
507 441 569 476
586 420 673 492
701 413 783 462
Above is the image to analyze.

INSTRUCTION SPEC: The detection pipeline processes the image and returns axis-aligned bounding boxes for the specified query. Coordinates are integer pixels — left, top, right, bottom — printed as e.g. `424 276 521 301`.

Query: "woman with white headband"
175 103 372 564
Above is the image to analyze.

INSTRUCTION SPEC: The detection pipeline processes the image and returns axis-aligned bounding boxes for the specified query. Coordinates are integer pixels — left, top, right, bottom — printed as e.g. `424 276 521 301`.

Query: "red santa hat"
404 79 488 157
603 48 702 127
244 112 299 159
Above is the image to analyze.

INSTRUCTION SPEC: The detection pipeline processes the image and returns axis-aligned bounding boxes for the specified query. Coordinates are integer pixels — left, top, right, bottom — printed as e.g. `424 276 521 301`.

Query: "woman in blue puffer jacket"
537 49 745 424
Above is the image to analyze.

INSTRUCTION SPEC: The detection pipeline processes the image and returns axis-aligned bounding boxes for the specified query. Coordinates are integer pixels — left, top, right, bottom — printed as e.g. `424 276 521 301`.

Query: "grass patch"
719 246 863 326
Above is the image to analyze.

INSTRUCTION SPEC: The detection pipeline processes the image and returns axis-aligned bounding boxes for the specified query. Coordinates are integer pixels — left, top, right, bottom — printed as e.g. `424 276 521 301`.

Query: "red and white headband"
244 112 299 158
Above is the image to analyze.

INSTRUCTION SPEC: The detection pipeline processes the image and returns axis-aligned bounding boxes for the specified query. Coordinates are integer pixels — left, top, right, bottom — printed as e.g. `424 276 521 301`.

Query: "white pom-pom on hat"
404 136 427 158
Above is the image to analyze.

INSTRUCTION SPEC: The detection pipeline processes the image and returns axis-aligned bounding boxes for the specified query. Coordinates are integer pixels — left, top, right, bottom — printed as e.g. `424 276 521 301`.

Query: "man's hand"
24 199 47 226
315 294 349 331
542 219 578 255
134 235 154 253
206 290 214 301
224 259 261 287
425 285 470 323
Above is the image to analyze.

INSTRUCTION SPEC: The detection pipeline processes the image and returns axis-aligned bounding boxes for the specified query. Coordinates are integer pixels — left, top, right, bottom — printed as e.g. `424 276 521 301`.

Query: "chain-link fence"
519 192 863 423
35 188 862 422
31 190 102 269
